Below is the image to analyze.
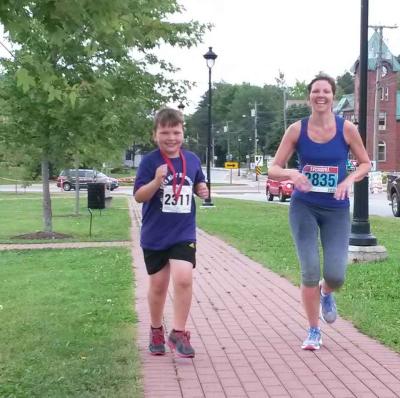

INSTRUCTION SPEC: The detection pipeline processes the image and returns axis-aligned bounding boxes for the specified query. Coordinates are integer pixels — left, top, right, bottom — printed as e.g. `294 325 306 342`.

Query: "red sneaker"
149 326 165 355
168 330 195 358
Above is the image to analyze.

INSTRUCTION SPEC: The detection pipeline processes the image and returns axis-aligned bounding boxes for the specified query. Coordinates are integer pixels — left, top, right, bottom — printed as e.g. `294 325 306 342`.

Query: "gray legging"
289 196 350 288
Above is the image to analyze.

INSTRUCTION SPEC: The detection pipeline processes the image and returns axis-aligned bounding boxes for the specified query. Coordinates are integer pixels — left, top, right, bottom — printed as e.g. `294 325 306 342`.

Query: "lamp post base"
349 220 377 246
201 198 215 208
348 244 387 263
349 233 377 246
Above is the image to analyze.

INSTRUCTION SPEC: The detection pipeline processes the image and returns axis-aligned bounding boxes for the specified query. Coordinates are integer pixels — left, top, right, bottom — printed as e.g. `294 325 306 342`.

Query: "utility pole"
251 102 261 181
251 102 258 160
283 88 288 132
224 121 231 160
369 24 397 169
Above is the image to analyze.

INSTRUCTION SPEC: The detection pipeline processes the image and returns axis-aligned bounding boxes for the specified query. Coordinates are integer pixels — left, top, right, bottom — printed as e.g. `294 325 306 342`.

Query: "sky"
160 0 400 112
1 1 399 114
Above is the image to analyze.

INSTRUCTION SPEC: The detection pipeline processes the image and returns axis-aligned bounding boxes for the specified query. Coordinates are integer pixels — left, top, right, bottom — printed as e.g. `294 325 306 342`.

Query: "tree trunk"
74 156 80 216
41 158 53 232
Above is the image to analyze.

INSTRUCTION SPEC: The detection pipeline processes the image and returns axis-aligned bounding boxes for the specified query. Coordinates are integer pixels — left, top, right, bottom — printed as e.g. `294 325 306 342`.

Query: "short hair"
307 73 336 96
153 108 184 132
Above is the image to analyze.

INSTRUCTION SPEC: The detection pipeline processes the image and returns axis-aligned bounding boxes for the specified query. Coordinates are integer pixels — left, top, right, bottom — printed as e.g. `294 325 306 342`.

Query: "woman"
268 74 370 350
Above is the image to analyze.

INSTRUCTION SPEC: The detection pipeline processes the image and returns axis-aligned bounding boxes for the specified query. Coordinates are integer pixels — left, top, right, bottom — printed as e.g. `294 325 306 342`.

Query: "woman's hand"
290 171 312 192
334 177 353 200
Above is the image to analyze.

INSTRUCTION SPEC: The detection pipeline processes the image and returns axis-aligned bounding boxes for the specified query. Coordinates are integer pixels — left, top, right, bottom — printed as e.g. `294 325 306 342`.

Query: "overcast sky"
1 1 399 114
162 0 400 112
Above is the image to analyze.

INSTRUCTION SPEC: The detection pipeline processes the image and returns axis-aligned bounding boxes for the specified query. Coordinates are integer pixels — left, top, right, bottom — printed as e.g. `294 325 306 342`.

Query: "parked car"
56 169 119 191
266 177 294 202
387 174 400 217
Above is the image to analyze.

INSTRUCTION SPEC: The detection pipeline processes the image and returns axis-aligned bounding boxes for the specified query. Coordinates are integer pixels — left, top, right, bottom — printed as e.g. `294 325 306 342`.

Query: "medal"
160 150 187 202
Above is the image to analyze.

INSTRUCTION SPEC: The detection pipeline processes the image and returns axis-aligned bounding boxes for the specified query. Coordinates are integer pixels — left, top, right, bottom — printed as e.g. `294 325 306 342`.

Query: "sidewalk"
130 199 400 398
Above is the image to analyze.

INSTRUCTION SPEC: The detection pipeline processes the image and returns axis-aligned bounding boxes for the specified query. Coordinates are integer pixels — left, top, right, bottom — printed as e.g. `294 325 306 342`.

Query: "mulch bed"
11 231 73 240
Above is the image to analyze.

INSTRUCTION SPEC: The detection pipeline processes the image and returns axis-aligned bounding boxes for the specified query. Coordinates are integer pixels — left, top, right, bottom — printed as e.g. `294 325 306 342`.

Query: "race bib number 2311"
162 185 192 213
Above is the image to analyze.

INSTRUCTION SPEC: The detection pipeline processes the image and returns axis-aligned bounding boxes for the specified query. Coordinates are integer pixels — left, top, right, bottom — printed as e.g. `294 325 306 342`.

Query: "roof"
285 99 309 109
334 94 354 113
351 30 400 73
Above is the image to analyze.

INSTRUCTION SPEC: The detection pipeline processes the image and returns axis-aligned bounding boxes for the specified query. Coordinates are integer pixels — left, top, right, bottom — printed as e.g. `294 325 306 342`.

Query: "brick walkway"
129 199 400 398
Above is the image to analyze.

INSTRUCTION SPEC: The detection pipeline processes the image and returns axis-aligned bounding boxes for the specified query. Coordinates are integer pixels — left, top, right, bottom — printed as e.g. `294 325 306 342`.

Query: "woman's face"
309 79 334 113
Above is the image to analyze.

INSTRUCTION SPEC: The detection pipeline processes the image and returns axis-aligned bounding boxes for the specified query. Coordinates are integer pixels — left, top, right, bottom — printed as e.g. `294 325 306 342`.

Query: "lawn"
197 198 400 352
0 164 33 185
0 193 130 243
0 248 142 398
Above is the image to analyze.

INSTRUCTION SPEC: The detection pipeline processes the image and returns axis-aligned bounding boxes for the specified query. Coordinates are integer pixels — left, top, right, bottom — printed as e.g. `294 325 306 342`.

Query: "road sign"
224 161 239 169
255 155 263 167
255 166 262 175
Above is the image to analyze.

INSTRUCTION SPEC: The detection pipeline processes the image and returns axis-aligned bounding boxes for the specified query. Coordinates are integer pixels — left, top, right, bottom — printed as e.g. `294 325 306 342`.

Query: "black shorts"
143 242 196 275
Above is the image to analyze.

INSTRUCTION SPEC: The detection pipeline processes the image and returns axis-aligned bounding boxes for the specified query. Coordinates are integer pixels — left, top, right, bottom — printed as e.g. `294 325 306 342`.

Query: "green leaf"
15 68 35 93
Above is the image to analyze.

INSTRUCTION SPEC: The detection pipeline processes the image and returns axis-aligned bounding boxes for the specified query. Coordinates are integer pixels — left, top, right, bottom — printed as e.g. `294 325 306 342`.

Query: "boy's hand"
195 182 208 199
155 164 168 185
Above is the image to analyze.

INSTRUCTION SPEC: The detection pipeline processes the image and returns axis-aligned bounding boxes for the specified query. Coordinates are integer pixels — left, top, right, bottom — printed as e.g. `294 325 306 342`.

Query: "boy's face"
154 123 184 157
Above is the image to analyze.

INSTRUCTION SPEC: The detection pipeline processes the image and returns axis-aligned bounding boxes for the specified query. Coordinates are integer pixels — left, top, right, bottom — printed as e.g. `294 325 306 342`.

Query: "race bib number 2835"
302 165 338 193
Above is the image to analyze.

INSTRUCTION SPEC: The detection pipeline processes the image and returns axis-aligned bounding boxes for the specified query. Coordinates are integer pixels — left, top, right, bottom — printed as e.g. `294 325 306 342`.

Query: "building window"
378 112 386 130
378 141 386 162
380 87 389 101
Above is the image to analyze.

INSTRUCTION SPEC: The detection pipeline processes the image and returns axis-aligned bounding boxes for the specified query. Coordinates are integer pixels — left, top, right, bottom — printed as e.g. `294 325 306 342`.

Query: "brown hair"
307 73 336 96
153 108 184 132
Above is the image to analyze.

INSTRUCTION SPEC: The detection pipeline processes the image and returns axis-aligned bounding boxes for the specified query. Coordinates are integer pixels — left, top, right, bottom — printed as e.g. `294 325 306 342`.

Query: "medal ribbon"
161 150 187 202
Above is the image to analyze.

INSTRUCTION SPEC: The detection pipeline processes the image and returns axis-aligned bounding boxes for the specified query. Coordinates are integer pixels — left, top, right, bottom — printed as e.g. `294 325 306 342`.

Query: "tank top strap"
334 115 347 144
300 117 309 138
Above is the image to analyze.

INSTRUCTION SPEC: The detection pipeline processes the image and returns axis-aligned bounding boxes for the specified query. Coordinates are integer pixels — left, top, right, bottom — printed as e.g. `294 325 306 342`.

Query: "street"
0 178 396 218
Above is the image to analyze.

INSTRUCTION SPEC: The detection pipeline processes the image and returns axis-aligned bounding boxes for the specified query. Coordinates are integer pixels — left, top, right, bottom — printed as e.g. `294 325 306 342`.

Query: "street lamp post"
202 47 217 207
349 0 377 246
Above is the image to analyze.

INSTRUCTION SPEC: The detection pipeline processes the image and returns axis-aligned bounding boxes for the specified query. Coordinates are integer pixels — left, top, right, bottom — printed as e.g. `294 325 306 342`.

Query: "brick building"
335 31 400 172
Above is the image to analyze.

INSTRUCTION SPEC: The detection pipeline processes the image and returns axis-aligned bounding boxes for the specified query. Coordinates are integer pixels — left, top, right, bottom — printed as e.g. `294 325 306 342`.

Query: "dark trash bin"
88 182 106 209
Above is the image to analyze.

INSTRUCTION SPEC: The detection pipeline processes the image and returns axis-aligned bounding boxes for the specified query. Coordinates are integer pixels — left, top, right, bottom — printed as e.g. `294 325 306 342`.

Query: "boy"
134 108 208 358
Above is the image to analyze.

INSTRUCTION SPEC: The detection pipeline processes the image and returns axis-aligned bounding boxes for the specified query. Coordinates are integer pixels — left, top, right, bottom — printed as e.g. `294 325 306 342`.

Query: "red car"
266 178 294 202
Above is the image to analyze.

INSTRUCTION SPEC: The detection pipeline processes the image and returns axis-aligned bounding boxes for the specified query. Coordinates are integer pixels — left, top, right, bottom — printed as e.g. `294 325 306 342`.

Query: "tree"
288 80 308 99
186 82 283 166
0 0 207 234
336 71 354 98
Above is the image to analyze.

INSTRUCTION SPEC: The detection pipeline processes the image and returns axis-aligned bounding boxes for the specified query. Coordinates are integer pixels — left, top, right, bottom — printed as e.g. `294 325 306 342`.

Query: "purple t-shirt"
134 148 206 250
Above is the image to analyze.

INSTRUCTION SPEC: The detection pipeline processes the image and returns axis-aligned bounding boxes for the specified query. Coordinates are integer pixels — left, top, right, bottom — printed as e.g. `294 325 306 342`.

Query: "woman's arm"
334 121 371 200
268 121 311 191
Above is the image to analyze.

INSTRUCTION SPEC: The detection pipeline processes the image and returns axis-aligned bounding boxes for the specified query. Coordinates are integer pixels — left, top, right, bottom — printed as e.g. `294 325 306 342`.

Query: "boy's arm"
194 182 208 199
134 164 167 203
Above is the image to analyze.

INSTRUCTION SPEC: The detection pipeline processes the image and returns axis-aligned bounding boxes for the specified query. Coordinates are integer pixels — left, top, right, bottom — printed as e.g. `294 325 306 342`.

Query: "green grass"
0 248 142 398
0 193 130 243
0 164 34 185
197 198 400 352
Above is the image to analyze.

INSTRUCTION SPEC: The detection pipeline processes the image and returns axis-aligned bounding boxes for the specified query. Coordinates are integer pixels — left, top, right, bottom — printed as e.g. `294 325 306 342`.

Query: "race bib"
302 165 338 193
162 185 192 213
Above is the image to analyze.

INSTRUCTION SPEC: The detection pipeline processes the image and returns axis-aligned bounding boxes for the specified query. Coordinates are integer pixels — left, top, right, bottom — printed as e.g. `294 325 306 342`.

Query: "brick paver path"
129 199 400 398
